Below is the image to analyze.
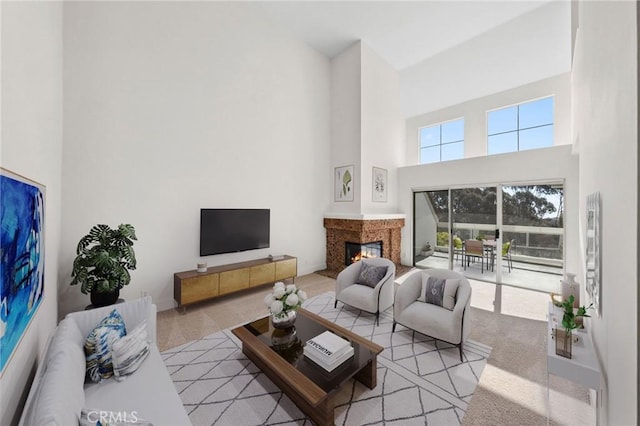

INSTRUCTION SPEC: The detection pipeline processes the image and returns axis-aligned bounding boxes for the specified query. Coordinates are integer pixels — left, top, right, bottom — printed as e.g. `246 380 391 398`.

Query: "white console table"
547 302 601 424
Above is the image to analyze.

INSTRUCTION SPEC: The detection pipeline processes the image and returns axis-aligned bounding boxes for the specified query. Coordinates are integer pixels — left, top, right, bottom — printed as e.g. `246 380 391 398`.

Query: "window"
419 118 464 164
487 97 554 155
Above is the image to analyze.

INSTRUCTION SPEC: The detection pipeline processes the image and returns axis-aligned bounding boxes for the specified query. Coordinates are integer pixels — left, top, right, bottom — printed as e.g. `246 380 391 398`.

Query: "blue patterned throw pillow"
357 262 388 288
84 309 127 383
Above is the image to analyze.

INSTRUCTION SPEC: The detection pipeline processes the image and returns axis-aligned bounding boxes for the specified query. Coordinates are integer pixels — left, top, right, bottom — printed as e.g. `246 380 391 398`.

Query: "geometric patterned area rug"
162 292 491 425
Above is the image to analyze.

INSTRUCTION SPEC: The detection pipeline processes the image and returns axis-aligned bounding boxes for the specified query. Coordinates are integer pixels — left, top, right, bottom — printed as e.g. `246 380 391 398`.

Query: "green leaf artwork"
342 169 352 196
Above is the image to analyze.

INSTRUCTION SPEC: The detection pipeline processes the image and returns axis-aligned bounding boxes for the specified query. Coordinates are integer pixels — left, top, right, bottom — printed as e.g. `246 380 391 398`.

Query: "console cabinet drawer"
180 274 219 304
250 263 275 287
275 258 297 280
220 269 250 295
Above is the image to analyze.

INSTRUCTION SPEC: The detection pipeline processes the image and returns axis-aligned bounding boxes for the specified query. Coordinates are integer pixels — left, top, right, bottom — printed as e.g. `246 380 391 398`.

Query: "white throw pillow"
418 274 460 310
111 321 150 381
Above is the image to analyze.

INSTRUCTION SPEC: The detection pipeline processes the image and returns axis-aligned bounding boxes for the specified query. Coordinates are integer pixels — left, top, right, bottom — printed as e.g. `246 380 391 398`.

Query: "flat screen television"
200 209 270 256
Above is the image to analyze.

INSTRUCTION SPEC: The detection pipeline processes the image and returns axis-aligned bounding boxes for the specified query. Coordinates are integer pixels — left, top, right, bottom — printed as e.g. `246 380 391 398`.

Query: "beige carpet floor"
157 273 594 425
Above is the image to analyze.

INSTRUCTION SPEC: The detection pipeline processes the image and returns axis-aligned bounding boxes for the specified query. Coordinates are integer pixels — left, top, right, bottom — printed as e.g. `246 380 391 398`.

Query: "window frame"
418 117 465 164
486 95 554 155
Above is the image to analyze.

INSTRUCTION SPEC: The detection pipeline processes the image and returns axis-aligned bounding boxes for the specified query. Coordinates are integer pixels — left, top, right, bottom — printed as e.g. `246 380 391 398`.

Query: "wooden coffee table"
232 308 383 426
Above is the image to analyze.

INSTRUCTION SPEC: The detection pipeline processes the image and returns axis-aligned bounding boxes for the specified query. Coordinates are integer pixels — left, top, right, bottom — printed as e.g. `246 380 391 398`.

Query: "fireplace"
323 217 404 272
345 241 383 265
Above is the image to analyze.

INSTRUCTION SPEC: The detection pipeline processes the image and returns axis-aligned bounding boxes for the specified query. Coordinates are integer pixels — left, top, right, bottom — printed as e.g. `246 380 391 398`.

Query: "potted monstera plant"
71 224 137 307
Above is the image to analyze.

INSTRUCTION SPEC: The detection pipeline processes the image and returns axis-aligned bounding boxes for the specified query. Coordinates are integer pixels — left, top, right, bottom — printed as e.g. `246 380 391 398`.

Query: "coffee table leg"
354 358 377 389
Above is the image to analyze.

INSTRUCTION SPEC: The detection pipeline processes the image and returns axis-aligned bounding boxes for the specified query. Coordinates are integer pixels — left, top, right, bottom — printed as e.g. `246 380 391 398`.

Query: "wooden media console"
174 255 297 308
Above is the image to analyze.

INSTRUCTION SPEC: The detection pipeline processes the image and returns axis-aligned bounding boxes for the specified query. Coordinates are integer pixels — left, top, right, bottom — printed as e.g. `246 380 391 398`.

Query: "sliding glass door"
451 187 497 281
413 182 564 291
501 184 564 292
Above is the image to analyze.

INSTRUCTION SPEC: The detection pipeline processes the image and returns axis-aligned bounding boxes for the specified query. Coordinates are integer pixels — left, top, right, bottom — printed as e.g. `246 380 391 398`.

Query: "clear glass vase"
271 310 297 329
555 327 572 359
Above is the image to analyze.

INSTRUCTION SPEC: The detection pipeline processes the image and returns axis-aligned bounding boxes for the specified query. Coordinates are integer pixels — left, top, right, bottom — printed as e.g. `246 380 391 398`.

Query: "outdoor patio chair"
464 239 484 273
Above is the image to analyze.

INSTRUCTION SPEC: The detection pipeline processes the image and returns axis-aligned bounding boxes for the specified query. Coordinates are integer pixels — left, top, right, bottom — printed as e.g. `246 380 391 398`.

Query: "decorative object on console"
372 166 387 202
552 295 593 359
0 168 45 375
71 223 137 307
264 281 307 329
585 192 601 316
197 262 207 273
334 165 354 202
561 272 580 308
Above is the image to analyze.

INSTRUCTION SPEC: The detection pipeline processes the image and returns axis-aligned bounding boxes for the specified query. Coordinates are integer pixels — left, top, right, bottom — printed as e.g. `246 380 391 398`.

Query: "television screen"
200 209 270 256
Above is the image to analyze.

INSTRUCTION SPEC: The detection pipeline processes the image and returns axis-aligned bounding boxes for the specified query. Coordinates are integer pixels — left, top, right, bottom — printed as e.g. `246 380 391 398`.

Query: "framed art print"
372 167 387 202
585 192 601 316
335 165 354 202
0 168 46 375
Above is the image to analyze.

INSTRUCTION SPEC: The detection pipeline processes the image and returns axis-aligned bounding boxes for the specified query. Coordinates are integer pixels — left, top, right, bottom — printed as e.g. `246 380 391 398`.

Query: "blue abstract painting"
0 169 45 375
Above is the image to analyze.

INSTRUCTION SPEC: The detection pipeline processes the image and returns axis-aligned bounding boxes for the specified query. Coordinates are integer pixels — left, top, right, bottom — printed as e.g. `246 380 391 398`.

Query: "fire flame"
351 249 378 264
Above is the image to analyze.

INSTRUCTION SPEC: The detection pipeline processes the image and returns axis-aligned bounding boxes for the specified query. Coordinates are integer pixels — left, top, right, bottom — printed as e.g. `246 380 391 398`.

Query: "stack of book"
304 331 354 372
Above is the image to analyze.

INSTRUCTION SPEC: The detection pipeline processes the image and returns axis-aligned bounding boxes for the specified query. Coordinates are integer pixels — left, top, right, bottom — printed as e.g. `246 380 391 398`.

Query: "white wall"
60 2 331 313
400 1 571 118
328 41 405 216
397 145 579 277
405 73 571 164
330 42 362 214
0 2 63 423
360 43 405 213
572 1 637 423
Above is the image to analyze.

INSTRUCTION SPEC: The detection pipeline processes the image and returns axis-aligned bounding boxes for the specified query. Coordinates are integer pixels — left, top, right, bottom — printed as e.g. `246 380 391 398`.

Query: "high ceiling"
252 1 553 70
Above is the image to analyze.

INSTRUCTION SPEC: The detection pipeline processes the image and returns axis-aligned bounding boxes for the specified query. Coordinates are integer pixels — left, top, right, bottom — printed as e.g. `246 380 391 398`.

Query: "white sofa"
19 296 191 426
392 269 472 361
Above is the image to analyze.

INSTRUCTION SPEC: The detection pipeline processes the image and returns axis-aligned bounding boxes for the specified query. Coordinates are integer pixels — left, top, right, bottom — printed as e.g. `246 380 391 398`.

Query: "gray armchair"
392 269 471 361
334 258 396 325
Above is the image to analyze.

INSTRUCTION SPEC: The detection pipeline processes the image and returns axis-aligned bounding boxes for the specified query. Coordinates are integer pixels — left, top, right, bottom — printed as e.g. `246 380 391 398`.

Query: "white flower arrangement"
264 281 307 318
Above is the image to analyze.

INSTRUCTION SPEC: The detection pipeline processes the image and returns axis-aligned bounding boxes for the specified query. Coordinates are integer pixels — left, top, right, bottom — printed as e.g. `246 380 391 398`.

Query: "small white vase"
561 273 580 308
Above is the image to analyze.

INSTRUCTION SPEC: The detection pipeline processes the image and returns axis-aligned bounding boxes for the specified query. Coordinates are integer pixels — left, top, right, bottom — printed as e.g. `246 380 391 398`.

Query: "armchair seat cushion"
398 302 459 343
339 284 378 313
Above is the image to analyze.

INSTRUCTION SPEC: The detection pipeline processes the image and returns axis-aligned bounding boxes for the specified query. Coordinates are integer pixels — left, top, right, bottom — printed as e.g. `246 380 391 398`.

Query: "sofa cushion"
112 321 150 381
84 344 191 426
418 274 459 310
85 309 127 383
357 261 388 288
29 318 86 426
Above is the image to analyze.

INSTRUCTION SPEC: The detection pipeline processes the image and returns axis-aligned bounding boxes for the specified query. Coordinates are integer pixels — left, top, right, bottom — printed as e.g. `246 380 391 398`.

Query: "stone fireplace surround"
324 215 405 273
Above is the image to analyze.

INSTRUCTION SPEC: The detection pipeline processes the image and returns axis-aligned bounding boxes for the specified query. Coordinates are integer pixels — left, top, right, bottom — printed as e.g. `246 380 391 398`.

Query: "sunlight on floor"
469 279 552 321
478 364 595 425
469 280 496 312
